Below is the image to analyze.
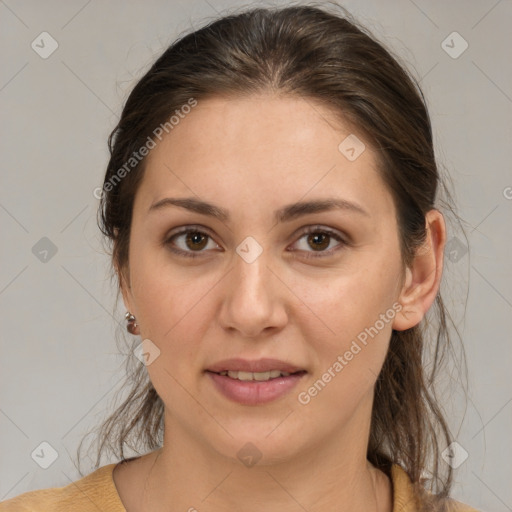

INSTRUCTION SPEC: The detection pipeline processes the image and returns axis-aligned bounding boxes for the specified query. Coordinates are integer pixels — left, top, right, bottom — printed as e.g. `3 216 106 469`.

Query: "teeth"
220 370 292 381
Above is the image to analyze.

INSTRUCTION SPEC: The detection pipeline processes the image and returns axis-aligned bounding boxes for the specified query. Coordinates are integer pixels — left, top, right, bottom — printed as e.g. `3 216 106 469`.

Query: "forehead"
154 93 362 158
137 94 393 218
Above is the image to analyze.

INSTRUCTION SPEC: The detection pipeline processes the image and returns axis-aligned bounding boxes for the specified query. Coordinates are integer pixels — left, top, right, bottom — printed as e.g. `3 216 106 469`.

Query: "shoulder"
0 464 125 512
390 464 480 512
445 500 481 512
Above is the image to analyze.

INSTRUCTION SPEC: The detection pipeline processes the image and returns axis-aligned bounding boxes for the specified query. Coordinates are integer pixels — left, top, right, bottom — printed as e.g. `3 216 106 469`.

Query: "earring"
125 311 139 335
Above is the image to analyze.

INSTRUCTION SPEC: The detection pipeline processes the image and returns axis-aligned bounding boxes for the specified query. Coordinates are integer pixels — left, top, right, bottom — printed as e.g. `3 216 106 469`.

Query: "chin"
204 419 311 467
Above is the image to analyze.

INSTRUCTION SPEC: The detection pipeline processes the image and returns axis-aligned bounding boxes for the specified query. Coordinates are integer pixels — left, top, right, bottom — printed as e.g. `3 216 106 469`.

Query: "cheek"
292 257 400 402
297 265 400 344
294 277 395 421
132 268 211 407
126 271 205 407
128 240 213 336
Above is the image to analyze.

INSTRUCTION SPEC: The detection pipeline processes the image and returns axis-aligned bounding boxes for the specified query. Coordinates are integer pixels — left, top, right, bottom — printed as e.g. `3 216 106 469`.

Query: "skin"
113 94 446 512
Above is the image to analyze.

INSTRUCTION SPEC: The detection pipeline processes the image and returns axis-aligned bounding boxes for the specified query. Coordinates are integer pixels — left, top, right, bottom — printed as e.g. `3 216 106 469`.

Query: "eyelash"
164 225 348 260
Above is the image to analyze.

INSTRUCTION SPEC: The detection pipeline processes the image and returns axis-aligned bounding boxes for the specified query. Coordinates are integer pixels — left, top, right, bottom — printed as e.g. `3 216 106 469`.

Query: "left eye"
290 228 346 258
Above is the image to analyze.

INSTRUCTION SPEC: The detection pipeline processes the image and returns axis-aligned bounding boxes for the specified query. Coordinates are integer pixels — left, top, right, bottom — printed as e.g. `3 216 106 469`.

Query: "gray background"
1 1 511 510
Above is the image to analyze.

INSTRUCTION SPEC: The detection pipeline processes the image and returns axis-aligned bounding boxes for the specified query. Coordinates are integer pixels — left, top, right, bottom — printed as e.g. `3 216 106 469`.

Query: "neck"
136 394 392 512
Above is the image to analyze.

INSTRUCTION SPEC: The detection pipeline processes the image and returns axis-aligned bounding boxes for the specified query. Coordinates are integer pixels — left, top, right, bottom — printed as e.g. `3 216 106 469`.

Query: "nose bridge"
231 241 273 305
219 238 287 336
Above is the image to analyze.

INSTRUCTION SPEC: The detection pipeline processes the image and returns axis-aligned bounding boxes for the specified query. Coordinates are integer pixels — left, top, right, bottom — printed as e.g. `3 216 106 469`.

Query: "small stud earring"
125 311 139 335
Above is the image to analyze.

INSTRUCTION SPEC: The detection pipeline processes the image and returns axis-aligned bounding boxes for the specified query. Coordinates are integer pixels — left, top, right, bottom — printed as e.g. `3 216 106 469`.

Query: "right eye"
164 227 221 258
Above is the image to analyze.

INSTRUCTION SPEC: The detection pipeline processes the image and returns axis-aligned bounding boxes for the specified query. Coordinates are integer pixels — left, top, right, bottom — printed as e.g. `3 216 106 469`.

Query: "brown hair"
78 3 468 509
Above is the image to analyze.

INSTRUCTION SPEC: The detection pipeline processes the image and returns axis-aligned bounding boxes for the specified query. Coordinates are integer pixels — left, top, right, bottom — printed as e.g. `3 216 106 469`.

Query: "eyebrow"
148 196 370 223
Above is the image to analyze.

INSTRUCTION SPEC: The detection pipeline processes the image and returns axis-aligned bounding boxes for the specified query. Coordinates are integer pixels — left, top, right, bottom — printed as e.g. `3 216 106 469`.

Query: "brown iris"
307 232 330 251
185 232 208 251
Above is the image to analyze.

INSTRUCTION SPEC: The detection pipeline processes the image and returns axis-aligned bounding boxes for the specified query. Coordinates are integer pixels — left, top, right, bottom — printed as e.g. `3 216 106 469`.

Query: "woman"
0 3 478 511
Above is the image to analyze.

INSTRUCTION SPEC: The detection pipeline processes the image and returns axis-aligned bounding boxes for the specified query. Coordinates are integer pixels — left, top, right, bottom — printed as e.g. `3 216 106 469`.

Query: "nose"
218 248 289 338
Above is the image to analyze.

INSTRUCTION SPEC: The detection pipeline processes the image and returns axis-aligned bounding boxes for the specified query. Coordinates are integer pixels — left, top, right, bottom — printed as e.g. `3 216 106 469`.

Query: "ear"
392 209 446 331
117 262 135 316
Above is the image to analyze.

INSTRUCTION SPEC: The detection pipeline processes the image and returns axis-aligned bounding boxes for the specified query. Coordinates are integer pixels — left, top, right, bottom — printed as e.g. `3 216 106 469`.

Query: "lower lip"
206 371 306 405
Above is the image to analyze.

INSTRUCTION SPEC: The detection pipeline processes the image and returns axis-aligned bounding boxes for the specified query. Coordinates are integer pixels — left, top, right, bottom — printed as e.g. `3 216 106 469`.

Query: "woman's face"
121 94 407 463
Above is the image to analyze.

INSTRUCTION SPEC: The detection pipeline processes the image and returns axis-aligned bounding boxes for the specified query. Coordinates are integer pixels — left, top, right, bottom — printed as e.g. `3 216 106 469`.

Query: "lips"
206 358 305 374
205 358 307 405
207 372 305 405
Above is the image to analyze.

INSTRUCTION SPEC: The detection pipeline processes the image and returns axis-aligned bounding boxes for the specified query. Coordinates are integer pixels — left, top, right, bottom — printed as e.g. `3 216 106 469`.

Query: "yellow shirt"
0 463 479 511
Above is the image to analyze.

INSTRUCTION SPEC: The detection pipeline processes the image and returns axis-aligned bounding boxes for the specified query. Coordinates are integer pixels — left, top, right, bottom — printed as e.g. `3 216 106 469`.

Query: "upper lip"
206 358 306 374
